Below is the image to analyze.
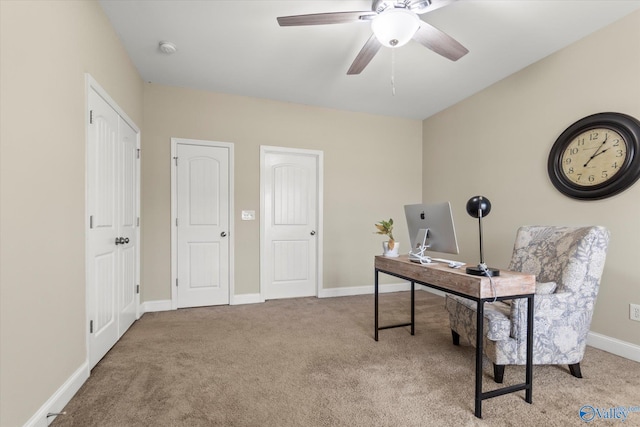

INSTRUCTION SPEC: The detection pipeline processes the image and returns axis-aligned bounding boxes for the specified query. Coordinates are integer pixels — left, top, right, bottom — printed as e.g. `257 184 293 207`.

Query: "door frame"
259 145 324 301
85 74 141 366
170 138 235 309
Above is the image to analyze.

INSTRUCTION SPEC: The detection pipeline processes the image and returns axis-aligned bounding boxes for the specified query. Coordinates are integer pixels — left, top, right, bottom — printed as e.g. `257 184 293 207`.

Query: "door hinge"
136 284 140 294
89 320 94 334
89 110 93 124
89 215 94 229
176 278 179 287
137 148 140 159
175 218 178 227
173 156 178 166
137 217 140 227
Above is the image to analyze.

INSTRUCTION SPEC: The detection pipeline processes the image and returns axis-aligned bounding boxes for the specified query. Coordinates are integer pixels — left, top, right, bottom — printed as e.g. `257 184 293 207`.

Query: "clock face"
560 127 628 187
548 112 640 200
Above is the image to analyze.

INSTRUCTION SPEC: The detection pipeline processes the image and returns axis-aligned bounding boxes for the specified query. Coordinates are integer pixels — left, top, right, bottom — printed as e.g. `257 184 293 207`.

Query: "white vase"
382 241 399 257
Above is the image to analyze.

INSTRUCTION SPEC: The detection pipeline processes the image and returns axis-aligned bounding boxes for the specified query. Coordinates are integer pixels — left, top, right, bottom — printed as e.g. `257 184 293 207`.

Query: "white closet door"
87 82 140 369
176 143 230 308
87 90 120 368
117 117 138 334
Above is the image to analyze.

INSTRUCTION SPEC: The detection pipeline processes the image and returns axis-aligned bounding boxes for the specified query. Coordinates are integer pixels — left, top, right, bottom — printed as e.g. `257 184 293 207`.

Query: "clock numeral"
564 157 572 165
601 170 608 179
567 167 574 174
589 132 599 141
568 147 579 155
612 138 620 147
588 175 595 183
616 150 624 157
612 161 620 169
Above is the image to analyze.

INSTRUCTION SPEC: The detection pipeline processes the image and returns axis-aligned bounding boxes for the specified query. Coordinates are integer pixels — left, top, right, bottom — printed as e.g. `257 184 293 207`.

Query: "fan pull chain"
391 48 396 96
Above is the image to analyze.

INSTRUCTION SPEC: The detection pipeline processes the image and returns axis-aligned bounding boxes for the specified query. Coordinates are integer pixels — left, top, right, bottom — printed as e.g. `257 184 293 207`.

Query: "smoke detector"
159 41 177 54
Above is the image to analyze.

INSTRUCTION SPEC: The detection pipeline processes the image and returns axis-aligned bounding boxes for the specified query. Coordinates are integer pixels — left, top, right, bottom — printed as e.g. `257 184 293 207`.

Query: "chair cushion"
536 281 557 294
445 295 512 341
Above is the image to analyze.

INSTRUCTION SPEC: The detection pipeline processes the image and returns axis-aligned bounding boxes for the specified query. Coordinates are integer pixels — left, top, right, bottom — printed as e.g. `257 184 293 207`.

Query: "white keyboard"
432 258 455 264
409 255 465 268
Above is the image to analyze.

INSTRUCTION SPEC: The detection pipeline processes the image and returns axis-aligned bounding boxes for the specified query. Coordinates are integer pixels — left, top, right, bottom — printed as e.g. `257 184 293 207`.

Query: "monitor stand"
409 229 431 263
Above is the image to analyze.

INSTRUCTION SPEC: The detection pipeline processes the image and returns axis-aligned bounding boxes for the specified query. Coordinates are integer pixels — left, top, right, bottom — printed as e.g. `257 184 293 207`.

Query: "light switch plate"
241 210 255 221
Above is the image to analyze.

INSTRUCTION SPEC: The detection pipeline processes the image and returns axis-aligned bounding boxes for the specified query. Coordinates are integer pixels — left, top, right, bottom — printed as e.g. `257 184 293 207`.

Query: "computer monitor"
404 202 459 255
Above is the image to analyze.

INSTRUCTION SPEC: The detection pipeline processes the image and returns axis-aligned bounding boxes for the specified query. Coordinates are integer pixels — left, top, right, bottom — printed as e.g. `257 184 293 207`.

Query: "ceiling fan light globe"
371 8 420 48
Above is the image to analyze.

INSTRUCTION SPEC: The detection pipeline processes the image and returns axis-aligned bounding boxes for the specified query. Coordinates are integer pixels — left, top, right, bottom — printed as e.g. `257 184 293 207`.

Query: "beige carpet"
53 292 640 427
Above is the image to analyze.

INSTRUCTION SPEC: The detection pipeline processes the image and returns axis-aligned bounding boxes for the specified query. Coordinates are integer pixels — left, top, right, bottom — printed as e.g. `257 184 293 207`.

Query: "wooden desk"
374 255 535 418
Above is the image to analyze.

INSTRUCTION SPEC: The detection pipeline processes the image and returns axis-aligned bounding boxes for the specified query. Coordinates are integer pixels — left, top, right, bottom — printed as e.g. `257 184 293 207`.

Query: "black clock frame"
548 112 640 200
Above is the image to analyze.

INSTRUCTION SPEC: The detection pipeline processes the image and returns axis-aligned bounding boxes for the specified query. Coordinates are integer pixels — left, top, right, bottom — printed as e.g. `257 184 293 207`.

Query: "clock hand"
583 134 608 167
592 147 611 159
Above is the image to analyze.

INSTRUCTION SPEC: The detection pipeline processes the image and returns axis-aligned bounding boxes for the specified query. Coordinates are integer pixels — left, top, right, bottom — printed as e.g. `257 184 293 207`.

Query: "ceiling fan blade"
412 23 468 61
347 35 382 75
277 11 376 26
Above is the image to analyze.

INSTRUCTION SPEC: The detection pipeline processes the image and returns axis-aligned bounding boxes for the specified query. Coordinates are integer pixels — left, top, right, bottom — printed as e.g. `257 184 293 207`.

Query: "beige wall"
2 1 638 425
142 84 423 301
0 1 143 426
422 11 640 346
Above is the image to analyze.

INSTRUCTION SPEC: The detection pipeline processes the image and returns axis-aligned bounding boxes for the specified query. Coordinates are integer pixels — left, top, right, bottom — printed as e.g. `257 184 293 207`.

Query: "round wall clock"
548 112 640 200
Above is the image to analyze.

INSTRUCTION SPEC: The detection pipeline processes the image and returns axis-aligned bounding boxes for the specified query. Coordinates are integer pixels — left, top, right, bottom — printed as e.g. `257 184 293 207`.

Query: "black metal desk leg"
410 281 415 335
475 300 485 418
374 269 379 341
525 294 534 403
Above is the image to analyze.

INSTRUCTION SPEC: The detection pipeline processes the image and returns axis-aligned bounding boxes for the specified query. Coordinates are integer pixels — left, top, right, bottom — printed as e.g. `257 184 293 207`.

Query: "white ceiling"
99 0 640 120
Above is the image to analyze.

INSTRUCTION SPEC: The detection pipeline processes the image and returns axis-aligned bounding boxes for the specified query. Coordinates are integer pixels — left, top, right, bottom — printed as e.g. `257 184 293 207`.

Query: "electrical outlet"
631 304 640 322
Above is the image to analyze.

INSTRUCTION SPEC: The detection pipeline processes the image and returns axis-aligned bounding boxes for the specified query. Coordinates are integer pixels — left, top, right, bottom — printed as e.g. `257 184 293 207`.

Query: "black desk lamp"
465 196 500 277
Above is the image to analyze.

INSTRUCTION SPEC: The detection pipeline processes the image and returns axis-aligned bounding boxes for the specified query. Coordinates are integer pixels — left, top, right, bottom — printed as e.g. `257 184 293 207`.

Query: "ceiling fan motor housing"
373 0 432 14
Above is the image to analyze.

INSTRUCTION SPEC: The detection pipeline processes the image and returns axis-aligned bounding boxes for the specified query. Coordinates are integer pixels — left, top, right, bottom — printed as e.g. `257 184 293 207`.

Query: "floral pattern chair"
444 226 610 383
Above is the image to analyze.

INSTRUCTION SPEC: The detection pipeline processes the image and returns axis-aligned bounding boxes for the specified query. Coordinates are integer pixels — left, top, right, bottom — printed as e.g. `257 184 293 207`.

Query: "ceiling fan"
277 0 469 75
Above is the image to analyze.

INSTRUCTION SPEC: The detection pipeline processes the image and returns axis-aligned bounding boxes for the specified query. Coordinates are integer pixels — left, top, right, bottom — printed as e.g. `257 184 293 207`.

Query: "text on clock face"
561 128 628 187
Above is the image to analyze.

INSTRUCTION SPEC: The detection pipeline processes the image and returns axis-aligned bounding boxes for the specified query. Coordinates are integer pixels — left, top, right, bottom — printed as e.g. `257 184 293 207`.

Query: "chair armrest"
445 295 512 341
510 292 573 339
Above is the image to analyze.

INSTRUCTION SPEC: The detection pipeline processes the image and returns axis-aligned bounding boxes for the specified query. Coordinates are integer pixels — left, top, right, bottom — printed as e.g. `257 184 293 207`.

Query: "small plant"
374 218 395 250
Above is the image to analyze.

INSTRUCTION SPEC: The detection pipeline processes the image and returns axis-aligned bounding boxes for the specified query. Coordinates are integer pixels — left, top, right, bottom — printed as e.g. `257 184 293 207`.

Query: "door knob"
310 230 316 236
220 231 227 237
123 237 130 244
115 237 130 245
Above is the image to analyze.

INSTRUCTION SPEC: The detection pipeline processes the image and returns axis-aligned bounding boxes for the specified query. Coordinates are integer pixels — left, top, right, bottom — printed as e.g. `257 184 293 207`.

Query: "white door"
117 118 138 333
87 89 119 368
87 85 140 369
175 142 231 308
261 147 322 300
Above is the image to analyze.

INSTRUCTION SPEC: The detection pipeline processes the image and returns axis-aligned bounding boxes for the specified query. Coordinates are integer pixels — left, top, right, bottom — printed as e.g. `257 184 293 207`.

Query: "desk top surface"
375 255 535 300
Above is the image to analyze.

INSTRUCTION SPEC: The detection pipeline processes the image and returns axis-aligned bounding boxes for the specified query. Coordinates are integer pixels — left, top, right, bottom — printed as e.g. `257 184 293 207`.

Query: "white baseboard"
140 286 442 308
23 361 89 427
587 331 640 363
140 295 266 310
318 282 411 298
318 282 446 298
141 299 172 313
231 293 263 305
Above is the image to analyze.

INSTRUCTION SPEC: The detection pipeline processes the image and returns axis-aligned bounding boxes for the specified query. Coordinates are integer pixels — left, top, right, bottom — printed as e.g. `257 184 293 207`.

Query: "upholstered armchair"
445 226 610 383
